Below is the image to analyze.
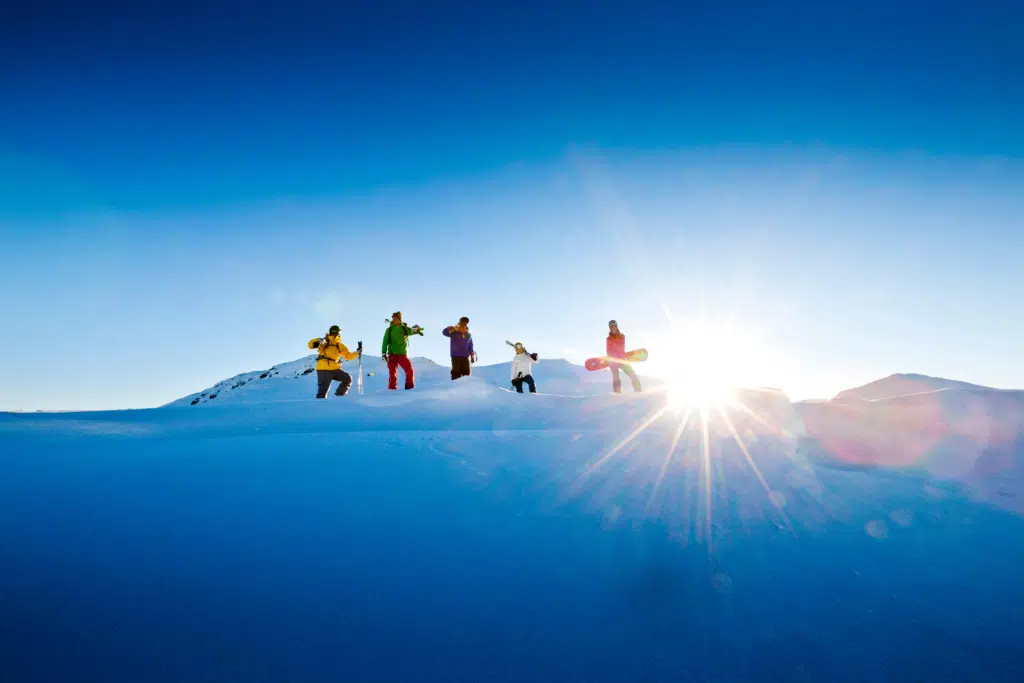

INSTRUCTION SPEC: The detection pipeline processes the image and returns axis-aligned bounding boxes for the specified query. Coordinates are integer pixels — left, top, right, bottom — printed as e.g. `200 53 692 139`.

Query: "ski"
357 341 363 394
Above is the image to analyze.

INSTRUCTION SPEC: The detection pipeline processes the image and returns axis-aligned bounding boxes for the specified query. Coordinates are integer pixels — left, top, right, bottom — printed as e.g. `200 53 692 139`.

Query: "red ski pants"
387 354 415 390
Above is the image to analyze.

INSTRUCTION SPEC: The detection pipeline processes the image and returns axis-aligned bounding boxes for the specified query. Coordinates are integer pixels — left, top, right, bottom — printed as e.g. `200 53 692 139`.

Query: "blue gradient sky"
1 0 1022 411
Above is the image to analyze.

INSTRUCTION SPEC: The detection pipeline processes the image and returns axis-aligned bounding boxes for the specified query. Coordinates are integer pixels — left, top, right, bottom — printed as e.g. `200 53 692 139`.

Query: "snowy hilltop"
165 354 664 407
831 372 1019 402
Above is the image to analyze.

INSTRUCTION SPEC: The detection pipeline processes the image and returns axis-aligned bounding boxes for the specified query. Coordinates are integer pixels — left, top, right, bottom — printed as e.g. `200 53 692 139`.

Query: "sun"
660 318 759 413
666 369 735 412
664 359 737 414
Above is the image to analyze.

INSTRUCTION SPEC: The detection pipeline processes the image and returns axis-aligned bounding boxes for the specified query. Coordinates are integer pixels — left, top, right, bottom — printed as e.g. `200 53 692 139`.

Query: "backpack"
317 334 342 363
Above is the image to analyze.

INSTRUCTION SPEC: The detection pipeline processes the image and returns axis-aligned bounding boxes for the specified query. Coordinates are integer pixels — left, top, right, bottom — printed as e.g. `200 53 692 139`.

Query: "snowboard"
585 348 648 372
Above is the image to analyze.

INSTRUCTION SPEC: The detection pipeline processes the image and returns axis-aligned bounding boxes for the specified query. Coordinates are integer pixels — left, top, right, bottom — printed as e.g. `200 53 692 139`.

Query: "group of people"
307 316 641 399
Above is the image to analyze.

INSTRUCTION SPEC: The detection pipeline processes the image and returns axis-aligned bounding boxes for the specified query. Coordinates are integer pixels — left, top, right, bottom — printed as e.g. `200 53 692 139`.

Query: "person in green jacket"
381 311 423 390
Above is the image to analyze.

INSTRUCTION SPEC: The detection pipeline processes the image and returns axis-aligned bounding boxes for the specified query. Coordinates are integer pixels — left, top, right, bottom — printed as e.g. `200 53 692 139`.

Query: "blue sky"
1 0 1022 410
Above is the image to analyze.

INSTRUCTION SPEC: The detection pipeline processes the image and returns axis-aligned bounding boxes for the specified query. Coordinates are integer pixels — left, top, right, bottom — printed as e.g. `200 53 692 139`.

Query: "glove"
471 352 478 363
312 338 322 346
382 354 388 363
530 353 538 361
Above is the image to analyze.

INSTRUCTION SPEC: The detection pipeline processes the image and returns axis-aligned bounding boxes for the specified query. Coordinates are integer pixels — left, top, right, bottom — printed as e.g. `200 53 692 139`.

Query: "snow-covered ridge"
832 372 1020 403
165 355 664 407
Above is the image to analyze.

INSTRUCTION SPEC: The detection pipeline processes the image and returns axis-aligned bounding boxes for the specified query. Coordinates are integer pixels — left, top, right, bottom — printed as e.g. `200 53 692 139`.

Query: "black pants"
451 356 471 380
316 369 352 398
610 363 641 393
511 374 536 393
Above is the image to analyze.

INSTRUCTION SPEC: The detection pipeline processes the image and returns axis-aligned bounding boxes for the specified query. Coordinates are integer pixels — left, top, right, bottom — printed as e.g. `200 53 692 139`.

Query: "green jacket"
382 323 414 356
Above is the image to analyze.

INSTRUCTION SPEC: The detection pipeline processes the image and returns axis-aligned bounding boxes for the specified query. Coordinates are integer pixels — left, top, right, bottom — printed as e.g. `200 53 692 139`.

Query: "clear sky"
1 0 1022 411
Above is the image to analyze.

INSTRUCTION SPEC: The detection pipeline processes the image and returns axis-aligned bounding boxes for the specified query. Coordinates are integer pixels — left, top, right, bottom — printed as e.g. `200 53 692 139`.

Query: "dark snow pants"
316 369 352 398
511 374 536 393
451 356 472 380
610 362 642 393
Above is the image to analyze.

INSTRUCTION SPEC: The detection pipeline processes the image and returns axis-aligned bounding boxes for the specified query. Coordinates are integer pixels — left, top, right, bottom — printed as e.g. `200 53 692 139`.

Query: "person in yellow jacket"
307 325 360 398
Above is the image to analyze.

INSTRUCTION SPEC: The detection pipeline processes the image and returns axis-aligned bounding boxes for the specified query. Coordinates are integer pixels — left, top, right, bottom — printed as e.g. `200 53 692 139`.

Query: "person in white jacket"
506 341 538 393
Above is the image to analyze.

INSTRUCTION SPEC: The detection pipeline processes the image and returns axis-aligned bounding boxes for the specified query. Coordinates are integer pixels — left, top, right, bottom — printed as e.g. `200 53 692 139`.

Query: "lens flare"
574 310 800 546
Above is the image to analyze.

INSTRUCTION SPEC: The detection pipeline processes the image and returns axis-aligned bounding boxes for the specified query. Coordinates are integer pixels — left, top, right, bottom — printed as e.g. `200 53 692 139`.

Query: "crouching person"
507 341 539 393
308 325 359 398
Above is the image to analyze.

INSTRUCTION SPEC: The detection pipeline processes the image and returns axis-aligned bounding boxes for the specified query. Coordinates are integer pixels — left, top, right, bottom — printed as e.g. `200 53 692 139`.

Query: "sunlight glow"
567 161 806 547
572 310 801 545
662 318 759 412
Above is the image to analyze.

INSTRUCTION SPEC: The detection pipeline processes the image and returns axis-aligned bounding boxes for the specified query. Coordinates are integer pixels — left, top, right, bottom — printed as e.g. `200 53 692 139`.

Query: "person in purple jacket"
442 316 477 380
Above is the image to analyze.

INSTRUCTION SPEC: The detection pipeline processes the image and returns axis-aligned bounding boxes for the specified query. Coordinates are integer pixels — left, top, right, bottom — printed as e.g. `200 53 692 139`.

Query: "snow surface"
2 372 1023 681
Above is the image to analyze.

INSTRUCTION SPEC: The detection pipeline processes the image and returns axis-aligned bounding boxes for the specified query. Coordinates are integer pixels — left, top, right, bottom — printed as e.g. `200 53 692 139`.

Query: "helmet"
329 325 340 334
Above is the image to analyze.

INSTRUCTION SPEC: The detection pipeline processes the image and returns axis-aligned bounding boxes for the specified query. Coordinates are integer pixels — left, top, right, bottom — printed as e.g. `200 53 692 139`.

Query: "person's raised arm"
339 343 359 362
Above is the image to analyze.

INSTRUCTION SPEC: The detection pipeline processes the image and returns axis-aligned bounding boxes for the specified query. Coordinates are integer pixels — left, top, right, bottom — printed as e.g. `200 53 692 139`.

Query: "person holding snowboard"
442 316 476 380
506 341 539 393
607 319 642 393
382 311 423 390
308 325 360 398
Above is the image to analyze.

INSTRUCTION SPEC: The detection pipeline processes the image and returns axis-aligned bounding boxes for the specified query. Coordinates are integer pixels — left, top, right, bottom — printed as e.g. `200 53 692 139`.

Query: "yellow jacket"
308 334 359 371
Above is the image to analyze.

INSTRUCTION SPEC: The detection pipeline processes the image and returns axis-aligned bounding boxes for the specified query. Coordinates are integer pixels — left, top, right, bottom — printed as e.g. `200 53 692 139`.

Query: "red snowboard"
585 348 648 371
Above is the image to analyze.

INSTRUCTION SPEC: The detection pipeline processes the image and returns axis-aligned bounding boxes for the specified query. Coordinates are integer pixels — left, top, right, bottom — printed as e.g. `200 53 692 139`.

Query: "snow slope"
795 376 1024 513
2 379 1023 681
169 357 1024 515
832 372 1011 402
166 354 663 406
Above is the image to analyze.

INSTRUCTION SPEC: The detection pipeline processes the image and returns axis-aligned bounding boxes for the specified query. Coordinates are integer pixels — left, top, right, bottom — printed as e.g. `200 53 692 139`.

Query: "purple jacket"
442 326 475 357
